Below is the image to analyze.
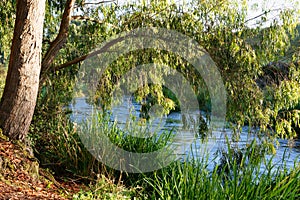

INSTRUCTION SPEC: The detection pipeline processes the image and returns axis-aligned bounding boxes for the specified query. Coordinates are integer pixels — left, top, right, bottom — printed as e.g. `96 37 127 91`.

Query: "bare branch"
244 8 282 24
74 0 116 9
41 0 76 84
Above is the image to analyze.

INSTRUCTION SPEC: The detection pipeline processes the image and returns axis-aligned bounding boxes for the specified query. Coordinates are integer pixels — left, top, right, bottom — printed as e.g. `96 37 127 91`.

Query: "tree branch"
244 8 282 24
54 36 126 71
40 0 76 83
74 0 116 9
80 0 115 6
72 15 103 24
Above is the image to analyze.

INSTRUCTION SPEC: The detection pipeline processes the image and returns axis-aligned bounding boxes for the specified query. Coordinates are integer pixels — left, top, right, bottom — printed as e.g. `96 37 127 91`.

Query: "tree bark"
0 0 46 140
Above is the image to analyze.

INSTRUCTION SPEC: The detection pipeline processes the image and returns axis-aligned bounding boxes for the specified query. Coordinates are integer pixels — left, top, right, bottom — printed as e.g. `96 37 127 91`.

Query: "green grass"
31 111 300 199
72 174 138 200
142 144 300 200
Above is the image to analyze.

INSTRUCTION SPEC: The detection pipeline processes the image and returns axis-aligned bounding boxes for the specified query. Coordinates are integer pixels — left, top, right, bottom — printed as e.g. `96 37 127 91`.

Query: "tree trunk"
0 0 46 140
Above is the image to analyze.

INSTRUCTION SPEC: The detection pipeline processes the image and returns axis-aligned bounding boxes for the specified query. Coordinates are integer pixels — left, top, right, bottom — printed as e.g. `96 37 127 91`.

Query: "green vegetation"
72 174 137 200
144 157 300 199
63 0 300 138
0 1 14 67
30 112 300 199
0 0 300 199
1 0 299 137
0 66 6 97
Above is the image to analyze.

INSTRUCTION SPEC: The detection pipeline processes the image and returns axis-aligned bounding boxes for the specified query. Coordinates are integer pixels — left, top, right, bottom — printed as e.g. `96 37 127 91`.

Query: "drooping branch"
40 0 75 84
54 36 126 71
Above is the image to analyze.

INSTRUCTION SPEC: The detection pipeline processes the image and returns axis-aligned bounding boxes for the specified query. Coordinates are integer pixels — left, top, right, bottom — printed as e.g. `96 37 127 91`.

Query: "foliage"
52 0 300 138
30 106 173 175
0 66 6 98
29 111 98 177
0 0 290 147
72 174 138 200
29 109 300 199
0 0 15 66
2 0 300 197
257 61 300 138
289 24 300 60
69 114 300 199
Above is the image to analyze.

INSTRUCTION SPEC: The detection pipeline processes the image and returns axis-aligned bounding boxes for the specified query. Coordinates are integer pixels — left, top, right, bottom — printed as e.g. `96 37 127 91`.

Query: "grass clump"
142 142 300 200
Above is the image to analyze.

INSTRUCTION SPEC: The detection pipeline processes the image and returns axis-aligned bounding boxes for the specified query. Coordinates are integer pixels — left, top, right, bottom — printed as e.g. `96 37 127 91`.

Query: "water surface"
71 97 300 172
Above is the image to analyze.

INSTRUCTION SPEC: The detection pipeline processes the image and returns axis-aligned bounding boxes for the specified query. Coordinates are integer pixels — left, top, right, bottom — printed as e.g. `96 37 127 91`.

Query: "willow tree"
66 0 299 138
1 0 299 141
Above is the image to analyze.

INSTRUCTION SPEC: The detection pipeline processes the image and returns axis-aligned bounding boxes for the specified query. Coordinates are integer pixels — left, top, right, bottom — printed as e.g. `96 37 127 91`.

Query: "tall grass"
142 142 300 200
31 110 300 199
30 112 111 179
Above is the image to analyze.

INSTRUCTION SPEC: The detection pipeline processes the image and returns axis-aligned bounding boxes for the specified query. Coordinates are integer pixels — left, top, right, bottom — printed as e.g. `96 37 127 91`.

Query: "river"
70 97 300 172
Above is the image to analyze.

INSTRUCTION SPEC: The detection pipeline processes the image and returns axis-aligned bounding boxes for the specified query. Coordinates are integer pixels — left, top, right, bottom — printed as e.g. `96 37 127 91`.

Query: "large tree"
0 0 46 140
0 0 75 140
0 0 97 140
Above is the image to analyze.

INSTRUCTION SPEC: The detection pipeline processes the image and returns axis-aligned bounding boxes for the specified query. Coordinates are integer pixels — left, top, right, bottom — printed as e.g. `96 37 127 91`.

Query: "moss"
0 129 9 142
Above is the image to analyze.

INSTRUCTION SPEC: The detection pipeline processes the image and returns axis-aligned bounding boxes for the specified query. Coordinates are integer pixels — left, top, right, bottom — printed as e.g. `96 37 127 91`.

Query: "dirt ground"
0 139 85 199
